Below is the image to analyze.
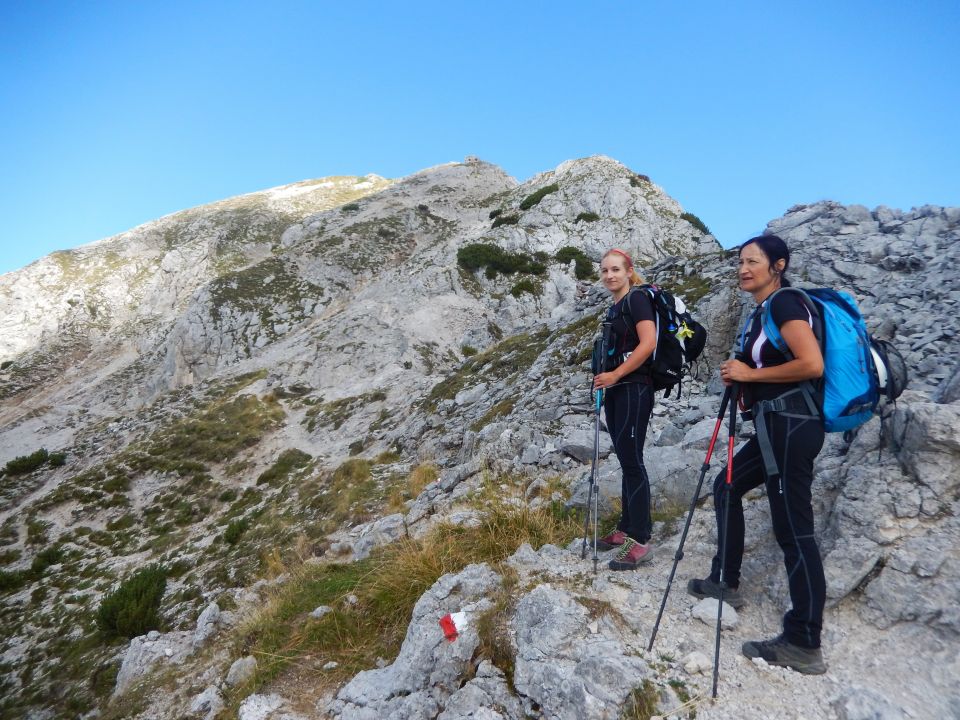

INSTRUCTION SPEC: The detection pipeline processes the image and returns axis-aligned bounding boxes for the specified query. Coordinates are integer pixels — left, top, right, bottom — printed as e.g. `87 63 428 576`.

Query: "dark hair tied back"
740 234 791 287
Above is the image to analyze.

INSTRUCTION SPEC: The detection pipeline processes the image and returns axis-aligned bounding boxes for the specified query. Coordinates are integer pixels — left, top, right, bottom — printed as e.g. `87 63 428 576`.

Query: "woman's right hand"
720 359 753 385
593 372 619 389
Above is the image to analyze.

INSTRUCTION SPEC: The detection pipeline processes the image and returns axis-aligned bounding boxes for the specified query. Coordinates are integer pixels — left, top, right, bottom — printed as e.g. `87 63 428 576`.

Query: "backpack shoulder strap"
760 287 820 355
621 284 654 324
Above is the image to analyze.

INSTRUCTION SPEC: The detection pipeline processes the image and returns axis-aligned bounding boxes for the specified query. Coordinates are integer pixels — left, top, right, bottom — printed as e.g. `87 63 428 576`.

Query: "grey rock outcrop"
511 584 652 720
329 563 501 719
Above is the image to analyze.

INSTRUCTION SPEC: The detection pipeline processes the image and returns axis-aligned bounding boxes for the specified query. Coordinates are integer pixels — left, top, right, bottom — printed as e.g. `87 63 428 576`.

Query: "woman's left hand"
593 372 619 389
720 359 753 385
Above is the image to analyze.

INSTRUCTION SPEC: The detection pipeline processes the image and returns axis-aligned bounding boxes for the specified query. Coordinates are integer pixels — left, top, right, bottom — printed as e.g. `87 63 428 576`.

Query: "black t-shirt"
606 287 656 383
741 290 815 404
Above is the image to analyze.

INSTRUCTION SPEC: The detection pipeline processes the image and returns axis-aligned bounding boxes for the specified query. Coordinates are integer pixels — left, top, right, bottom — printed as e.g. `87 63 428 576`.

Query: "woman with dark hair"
592 248 657 570
687 234 828 674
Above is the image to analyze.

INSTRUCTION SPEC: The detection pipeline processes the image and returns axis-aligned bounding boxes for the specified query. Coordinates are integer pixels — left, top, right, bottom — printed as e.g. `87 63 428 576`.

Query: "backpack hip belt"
752 387 820 479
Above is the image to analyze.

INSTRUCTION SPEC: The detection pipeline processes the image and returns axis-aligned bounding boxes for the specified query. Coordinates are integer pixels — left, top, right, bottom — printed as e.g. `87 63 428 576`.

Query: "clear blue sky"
1 1 957 276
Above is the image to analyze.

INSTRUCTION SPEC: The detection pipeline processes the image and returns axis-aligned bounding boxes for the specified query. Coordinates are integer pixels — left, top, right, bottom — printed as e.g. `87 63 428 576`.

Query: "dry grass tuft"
227 480 582 712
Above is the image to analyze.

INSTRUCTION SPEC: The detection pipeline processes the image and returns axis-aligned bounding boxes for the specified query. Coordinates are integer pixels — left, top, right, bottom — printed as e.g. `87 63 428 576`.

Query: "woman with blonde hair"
592 248 658 570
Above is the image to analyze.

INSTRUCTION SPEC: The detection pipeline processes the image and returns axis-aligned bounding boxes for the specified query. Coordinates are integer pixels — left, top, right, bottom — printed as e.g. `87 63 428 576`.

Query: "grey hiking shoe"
686 577 745 609
742 634 827 675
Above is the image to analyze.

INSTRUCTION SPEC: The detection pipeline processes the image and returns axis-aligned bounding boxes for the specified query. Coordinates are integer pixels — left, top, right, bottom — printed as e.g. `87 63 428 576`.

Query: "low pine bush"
509 279 539 298
30 545 65 575
0 569 27 593
574 212 600 223
519 183 559 210
96 565 167 639
681 212 711 235
256 449 312 486
554 246 596 280
457 243 546 278
223 518 250 545
3 449 49 475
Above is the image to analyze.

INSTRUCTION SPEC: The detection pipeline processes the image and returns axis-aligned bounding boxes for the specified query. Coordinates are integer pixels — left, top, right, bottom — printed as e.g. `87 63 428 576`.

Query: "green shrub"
509 279 539 298
223 518 249 545
554 246 596 280
106 514 136 532
96 565 167 639
629 174 651 186
26 518 50 546
48 452 67 467
0 569 26 593
488 209 502 219
3 449 49 475
342 202 360 212
30 545 65 575
256 449 312 486
0 360 12 370
457 243 546 278
348 440 365 456
681 212 711 235
519 183 559 210
462 345 478 357
491 214 519 229
574 212 600 223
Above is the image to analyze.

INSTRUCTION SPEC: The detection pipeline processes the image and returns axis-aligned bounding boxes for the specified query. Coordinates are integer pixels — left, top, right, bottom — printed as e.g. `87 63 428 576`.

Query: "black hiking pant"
604 382 654 544
708 411 826 649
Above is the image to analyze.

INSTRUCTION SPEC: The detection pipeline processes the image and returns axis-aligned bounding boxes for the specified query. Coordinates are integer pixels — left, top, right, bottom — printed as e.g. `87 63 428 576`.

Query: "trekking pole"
580 385 605 564
591 383 604 573
712 381 740 699
582 322 612 569
647 383 733 652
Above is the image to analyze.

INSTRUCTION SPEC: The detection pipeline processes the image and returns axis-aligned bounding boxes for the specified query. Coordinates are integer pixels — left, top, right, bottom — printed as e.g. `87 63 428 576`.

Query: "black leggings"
604 382 654 544
709 411 826 648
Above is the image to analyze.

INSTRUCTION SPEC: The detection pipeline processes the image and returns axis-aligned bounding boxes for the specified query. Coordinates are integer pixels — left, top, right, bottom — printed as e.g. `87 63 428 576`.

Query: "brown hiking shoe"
742 634 827 675
608 538 653 570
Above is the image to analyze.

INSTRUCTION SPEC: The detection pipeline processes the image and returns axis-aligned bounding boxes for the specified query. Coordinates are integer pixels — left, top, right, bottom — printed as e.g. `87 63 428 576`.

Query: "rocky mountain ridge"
0 157 957 720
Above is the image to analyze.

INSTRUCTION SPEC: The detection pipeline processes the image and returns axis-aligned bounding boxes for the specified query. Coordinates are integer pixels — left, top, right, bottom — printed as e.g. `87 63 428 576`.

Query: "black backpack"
592 284 707 398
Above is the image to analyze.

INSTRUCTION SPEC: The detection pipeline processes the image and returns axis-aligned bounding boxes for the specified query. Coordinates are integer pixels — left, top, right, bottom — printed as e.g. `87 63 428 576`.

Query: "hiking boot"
608 538 652 570
686 577 746 609
595 530 627 551
742 634 827 675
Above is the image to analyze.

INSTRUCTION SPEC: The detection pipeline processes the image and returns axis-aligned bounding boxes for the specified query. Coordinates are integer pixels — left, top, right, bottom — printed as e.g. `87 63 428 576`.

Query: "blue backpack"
744 287 906 433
